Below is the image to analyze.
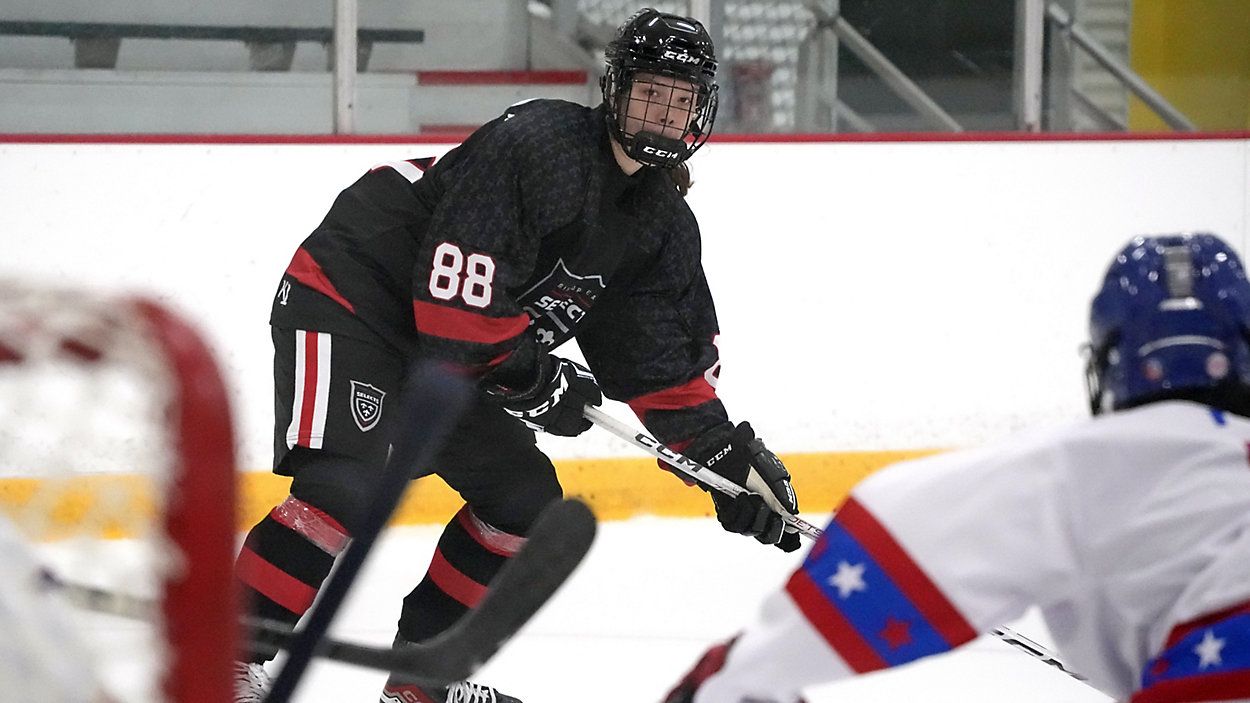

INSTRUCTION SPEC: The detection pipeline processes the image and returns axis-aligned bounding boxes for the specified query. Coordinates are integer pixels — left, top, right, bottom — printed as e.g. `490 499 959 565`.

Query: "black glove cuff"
484 354 553 405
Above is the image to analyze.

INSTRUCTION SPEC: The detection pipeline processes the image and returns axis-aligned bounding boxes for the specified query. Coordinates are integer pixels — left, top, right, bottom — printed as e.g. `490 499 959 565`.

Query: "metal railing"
793 0 1196 133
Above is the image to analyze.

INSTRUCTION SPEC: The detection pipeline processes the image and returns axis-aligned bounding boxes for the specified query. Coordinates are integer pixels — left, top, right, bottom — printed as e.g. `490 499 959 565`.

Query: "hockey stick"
48 499 596 685
263 363 474 703
989 626 1088 681
582 406 822 539
583 405 1093 686
250 498 597 683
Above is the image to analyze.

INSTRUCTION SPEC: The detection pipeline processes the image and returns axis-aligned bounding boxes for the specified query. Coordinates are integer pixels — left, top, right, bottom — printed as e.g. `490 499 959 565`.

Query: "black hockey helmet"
601 8 719 168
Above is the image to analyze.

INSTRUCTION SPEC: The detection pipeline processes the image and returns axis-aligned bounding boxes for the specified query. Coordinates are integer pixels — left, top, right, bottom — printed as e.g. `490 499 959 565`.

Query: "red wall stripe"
417 70 588 86
2 132 1245 145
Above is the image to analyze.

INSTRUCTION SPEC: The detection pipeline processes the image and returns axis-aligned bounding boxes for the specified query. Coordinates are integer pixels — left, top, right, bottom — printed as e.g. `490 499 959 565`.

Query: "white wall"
1 137 1246 470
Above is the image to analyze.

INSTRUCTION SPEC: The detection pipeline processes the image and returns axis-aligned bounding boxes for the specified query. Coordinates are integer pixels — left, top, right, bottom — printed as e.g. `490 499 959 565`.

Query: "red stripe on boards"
785 569 888 673
412 299 530 345
835 498 978 648
297 332 319 447
235 548 319 616
427 548 487 607
416 70 588 86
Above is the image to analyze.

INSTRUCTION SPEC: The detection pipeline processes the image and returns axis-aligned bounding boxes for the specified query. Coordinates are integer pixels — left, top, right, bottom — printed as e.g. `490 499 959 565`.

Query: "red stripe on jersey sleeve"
1163 598 1250 649
284 247 356 313
1131 670 1250 703
626 374 718 418
836 498 978 648
785 569 889 673
412 300 530 345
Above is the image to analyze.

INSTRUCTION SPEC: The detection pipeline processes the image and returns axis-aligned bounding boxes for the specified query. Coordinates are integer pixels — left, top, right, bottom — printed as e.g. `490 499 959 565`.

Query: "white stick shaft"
580 406 1089 685
582 406 824 539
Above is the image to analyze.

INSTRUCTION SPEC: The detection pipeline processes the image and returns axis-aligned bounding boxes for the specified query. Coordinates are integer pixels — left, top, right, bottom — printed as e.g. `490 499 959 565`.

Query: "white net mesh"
0 282 235 703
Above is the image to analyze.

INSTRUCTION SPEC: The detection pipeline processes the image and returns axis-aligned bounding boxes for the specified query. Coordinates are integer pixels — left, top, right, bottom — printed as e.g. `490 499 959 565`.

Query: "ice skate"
380 679 522 703
234 661 272 703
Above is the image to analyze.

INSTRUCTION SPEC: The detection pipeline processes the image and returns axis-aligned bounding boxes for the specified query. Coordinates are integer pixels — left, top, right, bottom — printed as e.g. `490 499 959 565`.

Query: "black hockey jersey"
271 99 728 445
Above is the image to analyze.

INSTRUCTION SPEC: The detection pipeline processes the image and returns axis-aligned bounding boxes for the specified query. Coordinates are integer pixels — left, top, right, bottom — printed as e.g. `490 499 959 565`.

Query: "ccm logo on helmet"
661 49 703 65
642 145 681 160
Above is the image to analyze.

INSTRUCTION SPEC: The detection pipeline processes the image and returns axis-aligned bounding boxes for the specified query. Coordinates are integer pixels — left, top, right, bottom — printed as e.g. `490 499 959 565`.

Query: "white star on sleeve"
1194 629 1226 669
828 561 867 599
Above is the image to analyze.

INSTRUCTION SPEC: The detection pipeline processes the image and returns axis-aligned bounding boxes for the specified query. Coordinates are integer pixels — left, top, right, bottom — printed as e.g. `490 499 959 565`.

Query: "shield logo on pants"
350 380 386 432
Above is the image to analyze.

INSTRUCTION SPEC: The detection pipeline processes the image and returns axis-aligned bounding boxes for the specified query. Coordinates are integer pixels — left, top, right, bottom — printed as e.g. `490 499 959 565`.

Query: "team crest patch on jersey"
518 259 607 349
350 381 386 432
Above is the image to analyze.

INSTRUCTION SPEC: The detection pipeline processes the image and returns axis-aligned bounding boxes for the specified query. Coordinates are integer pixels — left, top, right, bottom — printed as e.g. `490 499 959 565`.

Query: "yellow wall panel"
1130 0 1250 130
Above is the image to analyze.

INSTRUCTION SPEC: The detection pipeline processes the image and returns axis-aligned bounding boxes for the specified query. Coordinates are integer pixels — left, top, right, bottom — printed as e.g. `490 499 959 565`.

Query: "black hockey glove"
687 422 801 552
496 356 602 437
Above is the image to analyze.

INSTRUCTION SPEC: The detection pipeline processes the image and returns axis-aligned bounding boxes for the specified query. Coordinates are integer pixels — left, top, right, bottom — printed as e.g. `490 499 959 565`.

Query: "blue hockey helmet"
1086 233 1250 414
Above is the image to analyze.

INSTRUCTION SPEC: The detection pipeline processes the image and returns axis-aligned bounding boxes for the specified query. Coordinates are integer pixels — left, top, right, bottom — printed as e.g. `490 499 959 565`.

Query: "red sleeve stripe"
785 569 889 673
1163 598 1250 649
284 247 356 313
837 498 977 647
235 547 318 616
1132 670 1250 703
427 547 487 607
412 300 530 345
626 374 718 417
456 506 527 557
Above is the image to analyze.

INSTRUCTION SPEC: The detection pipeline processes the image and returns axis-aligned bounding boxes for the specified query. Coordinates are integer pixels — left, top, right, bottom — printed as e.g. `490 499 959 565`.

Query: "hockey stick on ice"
50 499 596 685
249 498 597 683
262 363 474 703
584 406 1093 686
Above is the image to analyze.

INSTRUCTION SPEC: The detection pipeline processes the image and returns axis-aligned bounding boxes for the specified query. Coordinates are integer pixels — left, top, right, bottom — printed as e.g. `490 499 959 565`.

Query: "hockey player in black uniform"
233 9 802 703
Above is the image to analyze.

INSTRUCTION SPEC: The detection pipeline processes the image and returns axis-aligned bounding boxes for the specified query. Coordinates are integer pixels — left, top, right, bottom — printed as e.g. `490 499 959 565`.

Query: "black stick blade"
327 497 597 684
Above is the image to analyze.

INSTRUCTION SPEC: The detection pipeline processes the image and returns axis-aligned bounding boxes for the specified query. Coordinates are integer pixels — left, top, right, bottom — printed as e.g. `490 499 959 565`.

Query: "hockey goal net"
0 282 237 702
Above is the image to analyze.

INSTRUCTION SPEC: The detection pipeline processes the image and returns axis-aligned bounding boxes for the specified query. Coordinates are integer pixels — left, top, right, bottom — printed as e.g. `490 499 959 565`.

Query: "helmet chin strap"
626 130 689 168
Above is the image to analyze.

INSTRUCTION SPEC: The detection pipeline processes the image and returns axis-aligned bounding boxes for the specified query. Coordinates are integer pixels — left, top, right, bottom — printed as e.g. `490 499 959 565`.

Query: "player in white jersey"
0 514 112 702
664 232 1250 703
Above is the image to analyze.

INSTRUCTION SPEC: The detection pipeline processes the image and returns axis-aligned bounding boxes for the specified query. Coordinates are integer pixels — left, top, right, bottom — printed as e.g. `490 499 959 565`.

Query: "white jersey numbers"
428 242 496 308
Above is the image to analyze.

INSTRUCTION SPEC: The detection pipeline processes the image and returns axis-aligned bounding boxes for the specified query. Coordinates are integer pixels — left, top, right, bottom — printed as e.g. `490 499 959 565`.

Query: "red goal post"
0 282 238 702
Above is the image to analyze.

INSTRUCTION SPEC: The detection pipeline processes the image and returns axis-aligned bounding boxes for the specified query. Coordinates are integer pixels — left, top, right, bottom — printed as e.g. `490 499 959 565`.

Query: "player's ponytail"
668 163 692 197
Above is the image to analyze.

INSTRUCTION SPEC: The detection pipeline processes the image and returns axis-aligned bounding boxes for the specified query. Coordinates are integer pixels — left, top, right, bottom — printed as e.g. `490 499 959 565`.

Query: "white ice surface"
266 516 1114 703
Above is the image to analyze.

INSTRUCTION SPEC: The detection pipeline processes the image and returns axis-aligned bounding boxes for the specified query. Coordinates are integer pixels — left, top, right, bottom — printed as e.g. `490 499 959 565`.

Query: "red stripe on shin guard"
427 548 488 607
236 547 319 615
269 496 350 556
455 506 526 557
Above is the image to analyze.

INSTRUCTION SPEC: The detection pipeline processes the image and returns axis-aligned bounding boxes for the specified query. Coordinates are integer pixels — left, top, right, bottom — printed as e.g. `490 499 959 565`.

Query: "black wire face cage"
603 65 718 168
601 10 719 168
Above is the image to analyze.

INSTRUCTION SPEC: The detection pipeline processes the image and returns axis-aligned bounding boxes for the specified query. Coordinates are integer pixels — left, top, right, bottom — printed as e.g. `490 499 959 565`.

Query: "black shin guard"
235 495 351 662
